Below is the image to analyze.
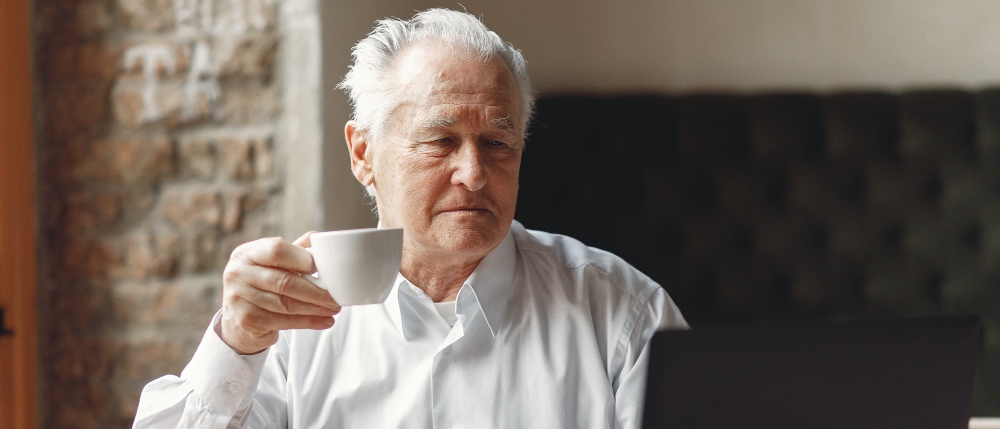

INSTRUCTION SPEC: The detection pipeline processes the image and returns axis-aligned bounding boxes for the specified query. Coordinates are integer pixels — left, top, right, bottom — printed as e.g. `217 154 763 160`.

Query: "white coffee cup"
304 228 403 306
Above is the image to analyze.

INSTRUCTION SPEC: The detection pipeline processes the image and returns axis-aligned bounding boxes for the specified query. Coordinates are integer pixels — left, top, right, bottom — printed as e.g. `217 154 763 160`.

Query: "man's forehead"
393 41 493 79
391 42 519 103
415 112 517 132
383 43 522 134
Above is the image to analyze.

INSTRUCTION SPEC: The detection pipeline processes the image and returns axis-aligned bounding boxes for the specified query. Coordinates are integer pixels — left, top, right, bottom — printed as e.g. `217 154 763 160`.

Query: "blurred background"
2 0 998 427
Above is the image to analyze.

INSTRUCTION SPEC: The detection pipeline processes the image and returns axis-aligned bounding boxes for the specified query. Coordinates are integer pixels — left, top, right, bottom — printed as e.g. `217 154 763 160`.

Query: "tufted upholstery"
516 91 1000 414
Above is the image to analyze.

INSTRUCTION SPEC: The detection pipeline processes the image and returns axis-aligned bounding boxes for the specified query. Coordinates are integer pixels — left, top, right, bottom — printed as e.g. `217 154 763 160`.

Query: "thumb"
292 231 318 247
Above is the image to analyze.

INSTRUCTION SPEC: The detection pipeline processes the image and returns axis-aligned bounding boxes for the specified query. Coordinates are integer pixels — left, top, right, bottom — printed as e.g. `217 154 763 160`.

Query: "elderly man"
134 8 686 429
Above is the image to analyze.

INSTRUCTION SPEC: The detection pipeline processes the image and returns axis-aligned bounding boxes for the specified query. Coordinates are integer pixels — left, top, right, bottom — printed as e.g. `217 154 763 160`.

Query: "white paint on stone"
126 0 274 123
215 0 272 35
246 0 276 31
173 0 214 37
123 44 177 122
175 0 274 36
182 40 222 120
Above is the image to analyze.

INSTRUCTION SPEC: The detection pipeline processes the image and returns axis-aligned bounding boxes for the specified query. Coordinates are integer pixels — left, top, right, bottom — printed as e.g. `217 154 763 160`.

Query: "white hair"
337 8 536 141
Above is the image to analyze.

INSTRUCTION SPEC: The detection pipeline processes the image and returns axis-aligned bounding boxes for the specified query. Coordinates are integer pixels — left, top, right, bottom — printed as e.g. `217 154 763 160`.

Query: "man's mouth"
443 205 491 214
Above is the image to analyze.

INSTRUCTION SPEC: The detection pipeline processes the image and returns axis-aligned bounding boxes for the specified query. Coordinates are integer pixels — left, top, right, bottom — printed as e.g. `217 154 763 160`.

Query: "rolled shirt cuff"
179 310 271 415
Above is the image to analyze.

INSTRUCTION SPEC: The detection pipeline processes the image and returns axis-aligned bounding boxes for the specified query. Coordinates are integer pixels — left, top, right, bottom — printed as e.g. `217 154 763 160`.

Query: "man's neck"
400 251 482 302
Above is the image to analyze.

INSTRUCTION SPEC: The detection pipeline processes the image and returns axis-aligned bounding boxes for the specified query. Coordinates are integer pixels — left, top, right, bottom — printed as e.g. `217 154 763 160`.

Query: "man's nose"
451 141 487 191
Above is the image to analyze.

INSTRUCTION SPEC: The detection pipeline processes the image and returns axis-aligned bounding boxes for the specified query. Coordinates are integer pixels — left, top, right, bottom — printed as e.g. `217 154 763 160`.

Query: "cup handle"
302 247 323 288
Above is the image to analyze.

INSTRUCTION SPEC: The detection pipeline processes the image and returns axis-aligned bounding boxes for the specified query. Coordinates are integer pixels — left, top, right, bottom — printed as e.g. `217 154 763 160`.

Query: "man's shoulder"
509 221 661 302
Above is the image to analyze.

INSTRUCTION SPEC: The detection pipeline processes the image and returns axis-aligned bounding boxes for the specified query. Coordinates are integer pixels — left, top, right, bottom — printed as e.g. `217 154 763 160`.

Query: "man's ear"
345 121 374 187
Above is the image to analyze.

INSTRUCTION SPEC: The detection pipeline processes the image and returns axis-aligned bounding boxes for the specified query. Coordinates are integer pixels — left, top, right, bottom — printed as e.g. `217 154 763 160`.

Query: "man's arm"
132 313 287 429
613 288 688 429
133 233 339 428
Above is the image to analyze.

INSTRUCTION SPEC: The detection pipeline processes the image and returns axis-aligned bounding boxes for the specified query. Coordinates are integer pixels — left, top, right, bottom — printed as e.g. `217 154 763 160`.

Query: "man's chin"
433 224 506 257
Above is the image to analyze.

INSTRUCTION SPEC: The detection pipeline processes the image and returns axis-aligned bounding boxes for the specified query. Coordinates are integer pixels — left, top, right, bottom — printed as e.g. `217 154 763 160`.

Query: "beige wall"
321 0 1000 229
321 0 427 230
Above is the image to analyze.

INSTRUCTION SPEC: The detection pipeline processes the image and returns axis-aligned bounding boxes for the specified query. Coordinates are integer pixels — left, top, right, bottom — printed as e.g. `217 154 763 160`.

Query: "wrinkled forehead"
387 41 523 126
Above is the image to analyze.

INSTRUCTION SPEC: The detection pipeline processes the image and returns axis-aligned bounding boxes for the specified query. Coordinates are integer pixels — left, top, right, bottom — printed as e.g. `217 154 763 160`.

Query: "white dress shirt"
133 221 688 429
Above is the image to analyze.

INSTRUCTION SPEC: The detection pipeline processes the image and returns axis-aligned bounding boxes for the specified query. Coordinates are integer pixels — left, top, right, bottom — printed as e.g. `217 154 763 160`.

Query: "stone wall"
33 0 320 427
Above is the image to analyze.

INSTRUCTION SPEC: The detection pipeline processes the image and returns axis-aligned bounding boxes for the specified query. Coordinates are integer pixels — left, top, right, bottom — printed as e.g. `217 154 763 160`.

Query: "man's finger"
291 231 319 274
220 303 335 354
234 237 315 274
231 264 340 309
231 282 340 317
239 306 336 331
292 231 317 248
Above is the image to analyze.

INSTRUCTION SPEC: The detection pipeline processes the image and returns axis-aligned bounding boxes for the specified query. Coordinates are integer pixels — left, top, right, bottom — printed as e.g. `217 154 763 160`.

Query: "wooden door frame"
0 0 40 427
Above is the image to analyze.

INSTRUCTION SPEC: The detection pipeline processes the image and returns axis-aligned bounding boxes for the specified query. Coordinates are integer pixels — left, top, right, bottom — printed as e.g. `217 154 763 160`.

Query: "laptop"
641 314 982 429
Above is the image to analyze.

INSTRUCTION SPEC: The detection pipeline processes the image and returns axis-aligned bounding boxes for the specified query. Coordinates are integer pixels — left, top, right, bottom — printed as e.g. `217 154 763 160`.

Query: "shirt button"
227 381 243 393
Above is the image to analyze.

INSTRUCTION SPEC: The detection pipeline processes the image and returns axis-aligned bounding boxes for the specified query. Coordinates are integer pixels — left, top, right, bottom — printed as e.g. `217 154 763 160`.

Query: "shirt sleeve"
132 311 288 429
613 287 688 429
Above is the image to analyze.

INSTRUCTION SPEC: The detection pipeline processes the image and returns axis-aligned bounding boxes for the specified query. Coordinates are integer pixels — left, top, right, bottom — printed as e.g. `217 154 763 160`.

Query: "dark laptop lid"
642 315 982 429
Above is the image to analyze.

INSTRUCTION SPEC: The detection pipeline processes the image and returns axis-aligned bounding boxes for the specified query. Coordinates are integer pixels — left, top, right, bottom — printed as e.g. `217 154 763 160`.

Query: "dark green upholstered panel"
517 91 1000 415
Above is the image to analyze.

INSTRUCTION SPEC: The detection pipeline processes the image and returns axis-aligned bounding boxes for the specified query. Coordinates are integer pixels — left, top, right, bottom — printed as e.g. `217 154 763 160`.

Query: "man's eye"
488 140 506 147
414 138 454 156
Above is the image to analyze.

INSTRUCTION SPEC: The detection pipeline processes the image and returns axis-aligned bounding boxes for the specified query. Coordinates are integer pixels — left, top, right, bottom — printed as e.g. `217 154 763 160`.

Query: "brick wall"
33 0 318 427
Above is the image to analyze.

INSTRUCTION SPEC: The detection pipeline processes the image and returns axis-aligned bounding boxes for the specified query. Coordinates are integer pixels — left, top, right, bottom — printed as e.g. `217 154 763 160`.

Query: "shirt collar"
383 225 518 340
461 226 517 337
383 273 408 338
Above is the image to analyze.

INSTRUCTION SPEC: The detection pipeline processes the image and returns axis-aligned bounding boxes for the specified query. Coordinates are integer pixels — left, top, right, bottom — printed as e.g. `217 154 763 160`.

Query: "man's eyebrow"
419 117 456 129
489 116 516 132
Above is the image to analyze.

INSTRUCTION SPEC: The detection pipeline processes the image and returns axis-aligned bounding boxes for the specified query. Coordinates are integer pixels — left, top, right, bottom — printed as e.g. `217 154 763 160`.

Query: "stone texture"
120 42 191 78
122 229 183 280
178 135 217 179
43 83 112 137
35 1 113 43
185 231 220 272
61 239 116 281
160 188 221 228
116 0 175 32
218 135 255 179
42 43 122 80
218 133 273 180
33 0 295 426
64 192 122 232
68 136 176 185
214 34 277 79
110 78 188 128
221 85 279 124
110 280 220 328
252 136 274 177
221 190 245 231
76 0 114 37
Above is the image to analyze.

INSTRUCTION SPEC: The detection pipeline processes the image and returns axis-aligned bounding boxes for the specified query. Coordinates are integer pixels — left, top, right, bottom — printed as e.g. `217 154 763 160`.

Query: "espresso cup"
304 228 403 306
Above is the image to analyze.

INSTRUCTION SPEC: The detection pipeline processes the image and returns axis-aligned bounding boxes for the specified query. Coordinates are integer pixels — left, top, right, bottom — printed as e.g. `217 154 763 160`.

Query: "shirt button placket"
432 348 452 429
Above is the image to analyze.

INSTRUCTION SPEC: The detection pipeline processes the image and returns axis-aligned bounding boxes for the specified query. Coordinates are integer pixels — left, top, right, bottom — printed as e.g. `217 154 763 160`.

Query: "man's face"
359 42 524 262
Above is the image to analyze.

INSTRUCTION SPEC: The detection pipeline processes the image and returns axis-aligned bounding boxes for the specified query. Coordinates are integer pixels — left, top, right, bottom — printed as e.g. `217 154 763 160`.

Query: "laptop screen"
642 315 982 429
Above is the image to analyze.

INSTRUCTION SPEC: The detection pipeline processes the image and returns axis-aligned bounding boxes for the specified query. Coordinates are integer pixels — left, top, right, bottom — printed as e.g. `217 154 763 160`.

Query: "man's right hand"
219 232 341 355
